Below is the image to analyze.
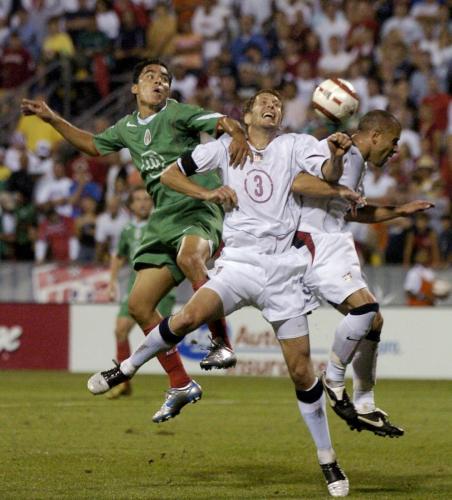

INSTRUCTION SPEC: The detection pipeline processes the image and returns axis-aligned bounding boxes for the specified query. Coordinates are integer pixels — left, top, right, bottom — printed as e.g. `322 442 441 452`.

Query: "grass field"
1 372 451 499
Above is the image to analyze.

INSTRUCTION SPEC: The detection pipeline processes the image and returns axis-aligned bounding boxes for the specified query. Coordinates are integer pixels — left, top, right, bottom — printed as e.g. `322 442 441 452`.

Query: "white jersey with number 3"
179 133 329 253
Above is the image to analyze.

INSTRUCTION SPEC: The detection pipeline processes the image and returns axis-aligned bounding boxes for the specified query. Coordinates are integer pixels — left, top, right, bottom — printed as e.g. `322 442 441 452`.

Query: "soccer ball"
432 279 451 298
312 78 360 123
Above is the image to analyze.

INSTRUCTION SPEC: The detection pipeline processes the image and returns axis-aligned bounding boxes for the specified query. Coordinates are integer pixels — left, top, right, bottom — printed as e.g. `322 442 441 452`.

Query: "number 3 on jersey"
244 169 274 203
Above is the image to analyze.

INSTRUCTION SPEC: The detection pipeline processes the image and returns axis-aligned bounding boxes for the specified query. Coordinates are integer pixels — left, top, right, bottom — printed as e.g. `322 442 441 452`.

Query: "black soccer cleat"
356 408 405 438
87 360 130 395
321 373 359 429
320 461 349 497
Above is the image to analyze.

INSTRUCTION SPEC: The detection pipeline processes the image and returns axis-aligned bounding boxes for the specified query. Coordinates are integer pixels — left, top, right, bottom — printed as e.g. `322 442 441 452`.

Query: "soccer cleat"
152 380 202 423
356 408 405 438
320 461 349 497
321 373 358 429
106 381 132 399
87 360 130 395
199 338 237 370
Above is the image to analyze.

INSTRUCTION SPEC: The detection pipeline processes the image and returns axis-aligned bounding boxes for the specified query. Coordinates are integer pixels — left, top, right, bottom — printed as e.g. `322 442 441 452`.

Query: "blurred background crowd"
0 0 450 270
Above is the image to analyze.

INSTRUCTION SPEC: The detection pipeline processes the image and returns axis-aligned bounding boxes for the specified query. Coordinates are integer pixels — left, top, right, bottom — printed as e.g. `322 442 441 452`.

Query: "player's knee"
176 306 204 333
176 252 204 277
288 359 311 387
371 311 383 333
128 296 151 326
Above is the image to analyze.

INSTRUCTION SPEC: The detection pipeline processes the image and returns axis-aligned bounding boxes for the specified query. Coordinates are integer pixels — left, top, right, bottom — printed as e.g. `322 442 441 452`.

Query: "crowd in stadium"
0 0 450 267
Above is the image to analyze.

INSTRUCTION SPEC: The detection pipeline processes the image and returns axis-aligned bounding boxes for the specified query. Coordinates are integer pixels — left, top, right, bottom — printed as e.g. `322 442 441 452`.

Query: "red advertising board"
0 304 69 369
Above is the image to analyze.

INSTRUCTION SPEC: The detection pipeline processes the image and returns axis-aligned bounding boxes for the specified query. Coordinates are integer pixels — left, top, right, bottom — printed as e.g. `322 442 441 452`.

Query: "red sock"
192 279 232 349
142 323 191 389
116 340 131 362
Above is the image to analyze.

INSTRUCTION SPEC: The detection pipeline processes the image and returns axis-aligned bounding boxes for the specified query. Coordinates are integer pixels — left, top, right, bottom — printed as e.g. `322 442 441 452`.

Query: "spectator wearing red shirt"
0 31 34 89
35 205 79 263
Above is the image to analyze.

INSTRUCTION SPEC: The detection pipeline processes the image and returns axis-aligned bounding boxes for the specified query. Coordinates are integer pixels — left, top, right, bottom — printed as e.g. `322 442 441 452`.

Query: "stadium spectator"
381 0 423 45
238 0 272 28
35 204 79 263
145 1 177 59
113 9 145 75
95 0 120 42
0 31 35 90
69 161 102 217
191 0 228 61
317 35 356 77
438 214 452 266
0 191 16 260
171 18 203 70
75 195 97 262
42 15 76 61
36 161 73 218
10 7 41 60
230 15 269 69
6 149 34 202
280 79 307 132
403 212 440 268
95 195 129 263
11 191 37 261
404 248 437 306
170 60 198 101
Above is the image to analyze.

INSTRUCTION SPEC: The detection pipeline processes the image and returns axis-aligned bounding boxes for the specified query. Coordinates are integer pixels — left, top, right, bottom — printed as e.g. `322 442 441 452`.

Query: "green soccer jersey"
117 219 147 263
93 99 223 209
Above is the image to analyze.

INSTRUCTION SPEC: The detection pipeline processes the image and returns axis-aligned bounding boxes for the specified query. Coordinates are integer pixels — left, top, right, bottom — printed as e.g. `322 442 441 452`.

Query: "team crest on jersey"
342 272 352 281
144 129 152 146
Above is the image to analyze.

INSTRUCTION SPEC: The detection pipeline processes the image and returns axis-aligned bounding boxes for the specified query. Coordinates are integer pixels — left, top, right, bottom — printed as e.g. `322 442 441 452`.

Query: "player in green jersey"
107 187 199 414
22 59 251 420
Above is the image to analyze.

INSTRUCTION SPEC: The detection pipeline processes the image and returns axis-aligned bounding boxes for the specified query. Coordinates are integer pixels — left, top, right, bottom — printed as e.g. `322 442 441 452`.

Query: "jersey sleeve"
294 135 330 177
176 104 225 136
177 138 229 176
93 120 126 155
116 227 129 259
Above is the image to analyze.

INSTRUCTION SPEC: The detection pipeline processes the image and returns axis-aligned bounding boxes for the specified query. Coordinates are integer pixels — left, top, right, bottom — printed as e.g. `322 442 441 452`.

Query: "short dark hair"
358 110 401 133
243 89 282 116
132 59 173 84
128 185 148 207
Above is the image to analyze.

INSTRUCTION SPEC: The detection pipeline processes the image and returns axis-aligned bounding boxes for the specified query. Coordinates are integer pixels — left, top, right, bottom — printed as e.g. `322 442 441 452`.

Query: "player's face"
131 190 152 220
369 126 401 167
132 64 171 107
248 93 283 130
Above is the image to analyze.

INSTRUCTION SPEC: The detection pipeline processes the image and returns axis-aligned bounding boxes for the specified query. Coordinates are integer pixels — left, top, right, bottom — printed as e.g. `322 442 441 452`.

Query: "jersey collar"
136 100 169 125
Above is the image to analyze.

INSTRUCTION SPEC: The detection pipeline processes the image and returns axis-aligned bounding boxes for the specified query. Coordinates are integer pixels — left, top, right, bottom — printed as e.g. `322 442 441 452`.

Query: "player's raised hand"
204 186 238 208
398 200 434 216
21 99 57 123
228 133 253 169
327 133 352 158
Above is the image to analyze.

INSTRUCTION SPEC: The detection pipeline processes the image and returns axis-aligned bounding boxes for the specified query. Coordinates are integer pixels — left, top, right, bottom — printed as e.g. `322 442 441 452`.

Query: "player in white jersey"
87 90 363 497
293 110 433 437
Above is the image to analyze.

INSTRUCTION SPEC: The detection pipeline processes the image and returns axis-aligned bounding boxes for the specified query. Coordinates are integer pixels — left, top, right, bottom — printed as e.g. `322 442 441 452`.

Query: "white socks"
352 336 379 412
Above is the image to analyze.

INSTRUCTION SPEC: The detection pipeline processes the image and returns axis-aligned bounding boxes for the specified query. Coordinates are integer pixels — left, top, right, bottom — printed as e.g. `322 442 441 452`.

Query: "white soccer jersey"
298 141 366 234
178 133 329 253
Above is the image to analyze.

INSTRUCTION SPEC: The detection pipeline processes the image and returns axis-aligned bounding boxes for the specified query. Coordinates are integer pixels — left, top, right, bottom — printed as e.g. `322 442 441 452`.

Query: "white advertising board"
70 305 452 379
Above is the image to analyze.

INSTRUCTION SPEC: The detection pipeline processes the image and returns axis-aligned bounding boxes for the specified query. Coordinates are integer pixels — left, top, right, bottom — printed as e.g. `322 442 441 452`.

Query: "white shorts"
204 246 319 337
297 231 368 305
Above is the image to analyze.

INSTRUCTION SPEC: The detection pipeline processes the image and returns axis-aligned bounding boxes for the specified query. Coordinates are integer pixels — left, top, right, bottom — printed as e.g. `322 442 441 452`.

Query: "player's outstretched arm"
217 117 253 168
21 99 99 156
345 200 434 223
321 132 352 182
292 172 364 205
161 163 238 207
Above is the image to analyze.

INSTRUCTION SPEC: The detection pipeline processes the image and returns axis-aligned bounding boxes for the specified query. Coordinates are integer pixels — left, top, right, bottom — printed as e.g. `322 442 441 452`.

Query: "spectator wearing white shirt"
170 61 198 102
313 0 349 53
36 161 73 218
275 0 313 27
191 0 228 61
95 195 129 263
95 0 120 42
318 35 356 77
381 0 423 45
238 0 272 28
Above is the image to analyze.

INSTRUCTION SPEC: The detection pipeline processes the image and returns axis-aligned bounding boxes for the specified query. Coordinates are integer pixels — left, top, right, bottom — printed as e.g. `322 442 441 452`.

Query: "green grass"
1 372 451 499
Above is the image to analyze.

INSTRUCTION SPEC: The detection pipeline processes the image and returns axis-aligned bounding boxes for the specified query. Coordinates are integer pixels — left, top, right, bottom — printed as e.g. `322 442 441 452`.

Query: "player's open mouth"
262 112 275 119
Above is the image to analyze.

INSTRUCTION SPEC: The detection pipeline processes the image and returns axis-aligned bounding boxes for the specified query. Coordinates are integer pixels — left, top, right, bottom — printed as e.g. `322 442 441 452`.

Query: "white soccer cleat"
320 461 349 497
87 361 131 395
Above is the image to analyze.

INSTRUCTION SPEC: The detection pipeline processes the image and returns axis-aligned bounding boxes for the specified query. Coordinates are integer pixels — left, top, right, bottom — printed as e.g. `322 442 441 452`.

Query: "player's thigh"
341 286 377 309
129 266 176 314
171 287 225 333
176 234 212 279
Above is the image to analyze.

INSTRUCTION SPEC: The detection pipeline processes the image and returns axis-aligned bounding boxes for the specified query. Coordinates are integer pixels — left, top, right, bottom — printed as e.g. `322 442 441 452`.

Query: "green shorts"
118 273 176 318
132 199 223 284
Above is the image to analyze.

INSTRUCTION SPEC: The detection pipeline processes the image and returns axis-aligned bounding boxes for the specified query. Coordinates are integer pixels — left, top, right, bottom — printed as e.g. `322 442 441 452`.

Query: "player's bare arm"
321 132 352 182
217 116 253 168
161 163 238 207
21 99 99 156
292 172 365 205
346 200 434 223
